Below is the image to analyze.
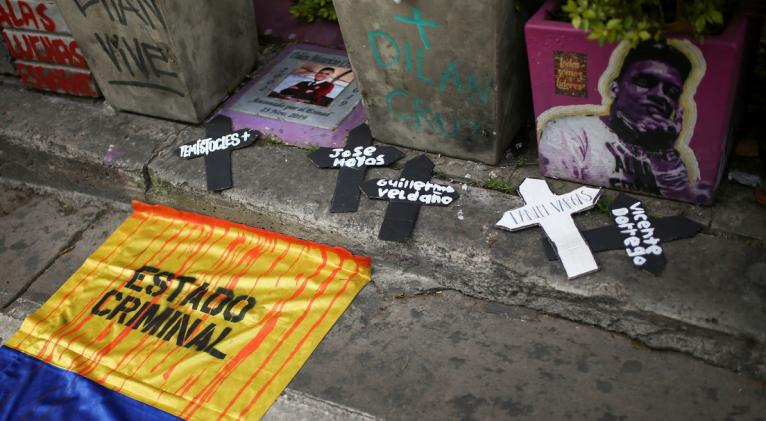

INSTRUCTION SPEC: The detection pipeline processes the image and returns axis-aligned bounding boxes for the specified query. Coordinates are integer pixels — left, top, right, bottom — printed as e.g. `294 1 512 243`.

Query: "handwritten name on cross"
361 155 459 242
177 115 260 192
542 194 703 275
308 124 404 213
496 178 602 279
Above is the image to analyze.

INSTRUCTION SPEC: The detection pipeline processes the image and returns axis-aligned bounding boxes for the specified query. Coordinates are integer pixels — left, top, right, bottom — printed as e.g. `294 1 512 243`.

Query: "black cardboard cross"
542 193 703 275
361 155 459 242
308 124 404 213
177 115 260 192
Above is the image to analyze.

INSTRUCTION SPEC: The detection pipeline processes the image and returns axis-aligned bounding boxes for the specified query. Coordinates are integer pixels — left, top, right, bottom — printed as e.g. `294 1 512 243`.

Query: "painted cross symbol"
308 124 404 213
496 178 602 279
542 194 703 275
177 115 260 192
394 6 438 49
361 155 459 242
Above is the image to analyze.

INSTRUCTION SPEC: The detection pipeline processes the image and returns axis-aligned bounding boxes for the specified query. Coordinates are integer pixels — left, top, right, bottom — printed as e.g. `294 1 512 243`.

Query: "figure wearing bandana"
539 42 710 202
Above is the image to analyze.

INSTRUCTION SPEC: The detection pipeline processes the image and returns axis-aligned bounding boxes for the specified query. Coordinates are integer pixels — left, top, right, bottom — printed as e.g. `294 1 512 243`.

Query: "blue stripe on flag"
0 346 179 420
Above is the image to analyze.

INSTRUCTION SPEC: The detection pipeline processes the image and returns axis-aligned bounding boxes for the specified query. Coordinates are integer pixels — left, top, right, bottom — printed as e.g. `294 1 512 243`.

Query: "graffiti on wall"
366 6 493 142
0 0 99 96
68 0 186 97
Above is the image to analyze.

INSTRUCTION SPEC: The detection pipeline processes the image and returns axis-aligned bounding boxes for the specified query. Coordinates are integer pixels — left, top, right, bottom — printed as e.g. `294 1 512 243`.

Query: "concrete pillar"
56 0 259 123
332 0 538 164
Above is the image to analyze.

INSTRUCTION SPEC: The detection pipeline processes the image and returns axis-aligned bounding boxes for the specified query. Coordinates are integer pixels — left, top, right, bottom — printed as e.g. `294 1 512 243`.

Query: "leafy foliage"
594 195 614 215
483 177 518 195
289 0 337 23
562 0 728 45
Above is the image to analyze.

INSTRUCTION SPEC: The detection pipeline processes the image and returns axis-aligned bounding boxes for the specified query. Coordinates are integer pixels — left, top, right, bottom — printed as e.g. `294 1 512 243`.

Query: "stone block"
56 0 259 123
332 0 538 164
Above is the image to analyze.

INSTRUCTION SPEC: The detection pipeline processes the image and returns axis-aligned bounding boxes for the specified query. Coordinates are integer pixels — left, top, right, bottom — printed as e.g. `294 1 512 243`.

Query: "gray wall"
0 41 14 75
57 0 258 122
333 0 536 164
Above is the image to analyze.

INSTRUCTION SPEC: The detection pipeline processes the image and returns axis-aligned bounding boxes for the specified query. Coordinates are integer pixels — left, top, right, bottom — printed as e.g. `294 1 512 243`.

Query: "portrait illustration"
537 40 709 203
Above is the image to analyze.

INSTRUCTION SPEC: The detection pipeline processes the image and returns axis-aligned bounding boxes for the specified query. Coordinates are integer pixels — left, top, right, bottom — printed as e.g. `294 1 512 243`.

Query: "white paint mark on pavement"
263 388 378 421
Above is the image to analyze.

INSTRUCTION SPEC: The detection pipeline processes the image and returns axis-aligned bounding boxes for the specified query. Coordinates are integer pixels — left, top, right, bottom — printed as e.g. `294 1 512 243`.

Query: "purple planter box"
253 0 344 49
526 0 759 205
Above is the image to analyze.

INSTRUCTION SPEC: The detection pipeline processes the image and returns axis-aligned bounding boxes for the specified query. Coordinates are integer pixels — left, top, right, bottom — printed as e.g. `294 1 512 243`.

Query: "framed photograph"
267 63 355 108
229 48 361 130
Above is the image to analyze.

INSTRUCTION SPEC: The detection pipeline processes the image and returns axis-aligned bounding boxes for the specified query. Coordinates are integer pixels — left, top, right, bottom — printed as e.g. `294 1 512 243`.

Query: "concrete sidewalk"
0 182 764 420
0 78 765 384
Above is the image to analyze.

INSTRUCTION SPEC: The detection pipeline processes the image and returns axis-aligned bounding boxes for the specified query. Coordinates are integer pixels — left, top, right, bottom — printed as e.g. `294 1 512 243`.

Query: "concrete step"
0 182 764 420
1 83 765 380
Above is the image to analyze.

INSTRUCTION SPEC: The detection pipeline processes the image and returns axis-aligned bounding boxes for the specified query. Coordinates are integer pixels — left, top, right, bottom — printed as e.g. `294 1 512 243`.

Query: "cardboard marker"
496 178 602 279
542 194 704 275
177 115 260 192
308 124 403 213
361 155 459 242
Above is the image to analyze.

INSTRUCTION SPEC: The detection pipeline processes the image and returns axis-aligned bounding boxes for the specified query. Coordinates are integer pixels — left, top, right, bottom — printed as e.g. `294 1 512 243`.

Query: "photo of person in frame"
268 64 354 107
538 40 711 203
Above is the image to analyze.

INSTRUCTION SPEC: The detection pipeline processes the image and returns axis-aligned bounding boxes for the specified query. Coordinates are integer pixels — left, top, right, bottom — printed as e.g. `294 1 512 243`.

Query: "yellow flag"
7 201 371 420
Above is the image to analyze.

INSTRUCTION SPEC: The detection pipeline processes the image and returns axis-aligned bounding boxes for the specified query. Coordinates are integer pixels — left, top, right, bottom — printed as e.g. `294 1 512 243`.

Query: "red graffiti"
3 31 87 68
15 61 99 97
0 0 56 32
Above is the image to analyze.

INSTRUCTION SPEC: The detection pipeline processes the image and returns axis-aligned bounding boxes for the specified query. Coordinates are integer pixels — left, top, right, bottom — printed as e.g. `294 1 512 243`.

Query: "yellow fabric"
7 201 371 420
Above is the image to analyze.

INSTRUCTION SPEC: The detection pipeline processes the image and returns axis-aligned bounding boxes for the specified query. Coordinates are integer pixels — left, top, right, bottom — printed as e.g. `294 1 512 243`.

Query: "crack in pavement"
0 208 108 310
143 126 190 198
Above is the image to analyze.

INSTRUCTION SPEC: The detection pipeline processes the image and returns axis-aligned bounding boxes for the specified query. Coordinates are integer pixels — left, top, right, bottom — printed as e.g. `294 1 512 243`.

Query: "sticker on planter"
496 178 602 279
554 51 588 97
537 40 712 204
228 47 361 130
361 155 459 242
177 115 260 192
542 194 703 275
308 124 404 213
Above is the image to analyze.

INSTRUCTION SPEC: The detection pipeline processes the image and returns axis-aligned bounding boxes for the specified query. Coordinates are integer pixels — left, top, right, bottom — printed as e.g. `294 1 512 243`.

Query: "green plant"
562 0 730 45
483 177 518 195
289 0 337 23
594 195 614 215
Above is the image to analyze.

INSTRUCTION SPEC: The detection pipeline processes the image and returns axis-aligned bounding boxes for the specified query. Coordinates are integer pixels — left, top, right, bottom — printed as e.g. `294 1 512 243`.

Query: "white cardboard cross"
496 178 602 279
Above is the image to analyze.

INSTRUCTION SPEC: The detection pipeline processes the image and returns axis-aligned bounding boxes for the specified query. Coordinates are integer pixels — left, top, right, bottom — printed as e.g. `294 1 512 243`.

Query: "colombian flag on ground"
0 201 371 420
